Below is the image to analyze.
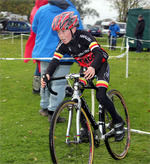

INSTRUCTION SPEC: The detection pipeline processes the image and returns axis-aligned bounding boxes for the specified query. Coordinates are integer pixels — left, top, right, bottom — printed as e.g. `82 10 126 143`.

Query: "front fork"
66 82 81 144
96 103 105 139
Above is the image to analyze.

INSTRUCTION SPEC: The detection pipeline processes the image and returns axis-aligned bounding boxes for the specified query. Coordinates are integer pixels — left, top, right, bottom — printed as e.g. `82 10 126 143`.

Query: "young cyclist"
41 12 125 141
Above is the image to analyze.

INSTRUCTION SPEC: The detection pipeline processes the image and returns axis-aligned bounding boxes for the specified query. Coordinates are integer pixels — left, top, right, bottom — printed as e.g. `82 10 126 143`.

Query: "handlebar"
42 73 97 95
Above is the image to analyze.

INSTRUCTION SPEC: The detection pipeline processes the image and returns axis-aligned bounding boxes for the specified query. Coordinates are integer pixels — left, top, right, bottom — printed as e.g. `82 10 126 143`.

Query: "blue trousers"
111 36 117 46
40 61 71 112
34 63 41 76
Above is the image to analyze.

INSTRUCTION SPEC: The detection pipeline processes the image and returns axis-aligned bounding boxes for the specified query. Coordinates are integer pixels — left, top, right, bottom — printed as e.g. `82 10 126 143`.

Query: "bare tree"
70 0 99 20
108 0 150 22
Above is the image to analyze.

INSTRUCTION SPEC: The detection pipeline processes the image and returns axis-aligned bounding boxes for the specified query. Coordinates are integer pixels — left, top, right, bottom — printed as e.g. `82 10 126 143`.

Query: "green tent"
126 6 150 50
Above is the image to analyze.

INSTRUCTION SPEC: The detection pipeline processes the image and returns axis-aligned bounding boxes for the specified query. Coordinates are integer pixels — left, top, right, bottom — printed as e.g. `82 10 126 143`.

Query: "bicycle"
43 73 130 164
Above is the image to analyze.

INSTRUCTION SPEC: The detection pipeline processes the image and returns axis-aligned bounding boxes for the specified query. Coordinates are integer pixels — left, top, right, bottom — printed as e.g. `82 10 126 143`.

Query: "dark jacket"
134 19 145 37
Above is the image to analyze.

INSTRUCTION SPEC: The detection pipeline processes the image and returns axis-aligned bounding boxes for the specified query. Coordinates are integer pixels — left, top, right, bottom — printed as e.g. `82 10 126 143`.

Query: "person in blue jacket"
32 0 83 123
109 21 120 50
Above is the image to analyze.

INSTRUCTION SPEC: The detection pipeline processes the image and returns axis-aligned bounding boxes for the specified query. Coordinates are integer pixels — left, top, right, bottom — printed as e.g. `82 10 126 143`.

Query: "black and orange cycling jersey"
46 30 108 77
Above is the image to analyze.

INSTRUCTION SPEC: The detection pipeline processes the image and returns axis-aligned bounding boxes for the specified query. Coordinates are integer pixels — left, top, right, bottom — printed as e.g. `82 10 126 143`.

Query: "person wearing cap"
134 14 145 53
109 21 120 50
41 12 125 142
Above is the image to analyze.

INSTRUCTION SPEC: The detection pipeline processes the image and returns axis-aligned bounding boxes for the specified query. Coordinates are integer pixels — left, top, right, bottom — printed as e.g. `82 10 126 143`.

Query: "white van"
117 22 126 36
101 22 110 34
101 21 126 36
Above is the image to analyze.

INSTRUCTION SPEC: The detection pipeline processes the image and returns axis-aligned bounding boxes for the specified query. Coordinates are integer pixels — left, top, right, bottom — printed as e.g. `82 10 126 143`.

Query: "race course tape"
0 51 128 61
0 57 72 60
130 129 150 135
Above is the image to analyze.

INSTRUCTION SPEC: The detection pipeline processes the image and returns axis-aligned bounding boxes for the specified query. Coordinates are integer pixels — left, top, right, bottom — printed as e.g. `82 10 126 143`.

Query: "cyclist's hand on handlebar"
41 78 46 88
84 66 95 80
41 74 50 88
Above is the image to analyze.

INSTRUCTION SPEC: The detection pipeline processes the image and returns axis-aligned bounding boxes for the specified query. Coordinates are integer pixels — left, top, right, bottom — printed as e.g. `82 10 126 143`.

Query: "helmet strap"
70 29 75 39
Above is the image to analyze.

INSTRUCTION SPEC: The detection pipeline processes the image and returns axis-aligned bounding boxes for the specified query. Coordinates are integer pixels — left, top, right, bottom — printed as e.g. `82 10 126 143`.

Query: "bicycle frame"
65 80 115 144
43 72 116 144
81 94 115 141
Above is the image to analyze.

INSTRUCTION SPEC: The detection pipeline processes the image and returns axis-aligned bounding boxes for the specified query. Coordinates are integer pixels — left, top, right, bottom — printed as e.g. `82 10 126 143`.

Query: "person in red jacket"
24 0 48 94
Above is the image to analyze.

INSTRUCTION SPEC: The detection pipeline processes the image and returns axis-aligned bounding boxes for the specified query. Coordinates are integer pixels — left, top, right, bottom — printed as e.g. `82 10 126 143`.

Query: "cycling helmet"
52 11 79 31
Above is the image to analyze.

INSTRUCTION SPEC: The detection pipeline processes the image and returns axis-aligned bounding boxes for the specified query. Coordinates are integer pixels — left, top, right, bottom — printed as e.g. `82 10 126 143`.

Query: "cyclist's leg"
95 62 125 141
96 87 123 123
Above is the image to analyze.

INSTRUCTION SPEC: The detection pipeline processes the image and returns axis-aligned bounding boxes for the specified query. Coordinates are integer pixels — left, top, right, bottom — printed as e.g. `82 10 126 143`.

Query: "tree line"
0 0 149 23
0 0 99 21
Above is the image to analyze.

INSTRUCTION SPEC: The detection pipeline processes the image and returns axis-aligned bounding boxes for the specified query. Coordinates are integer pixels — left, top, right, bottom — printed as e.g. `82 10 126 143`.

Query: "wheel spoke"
104 90 130 159
49 100 94 163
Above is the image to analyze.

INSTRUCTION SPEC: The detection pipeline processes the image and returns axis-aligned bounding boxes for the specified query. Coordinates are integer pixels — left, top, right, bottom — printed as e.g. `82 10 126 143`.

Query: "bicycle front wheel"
105 89 130 160
49 100 94 164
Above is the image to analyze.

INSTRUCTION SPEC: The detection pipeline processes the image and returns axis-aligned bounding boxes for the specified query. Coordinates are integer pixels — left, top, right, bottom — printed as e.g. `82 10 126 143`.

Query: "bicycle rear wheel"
49 100 94 164
104 89 130 159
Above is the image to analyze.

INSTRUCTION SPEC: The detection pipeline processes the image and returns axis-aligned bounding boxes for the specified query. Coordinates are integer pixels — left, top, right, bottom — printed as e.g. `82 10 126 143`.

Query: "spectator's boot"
113 43 116 50
39 108 49 116
33 76 41 94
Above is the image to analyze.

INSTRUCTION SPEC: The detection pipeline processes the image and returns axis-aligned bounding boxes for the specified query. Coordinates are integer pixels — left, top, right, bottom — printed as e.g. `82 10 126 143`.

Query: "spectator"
32 0 83 122
134 14 145 53
24 0 49 94
109 21 120 50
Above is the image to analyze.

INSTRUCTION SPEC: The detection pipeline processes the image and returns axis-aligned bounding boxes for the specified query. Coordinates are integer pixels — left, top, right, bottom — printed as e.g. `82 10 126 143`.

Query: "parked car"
0 20 31 34
83 24 92 31
88 26 103 37
6 21 31 34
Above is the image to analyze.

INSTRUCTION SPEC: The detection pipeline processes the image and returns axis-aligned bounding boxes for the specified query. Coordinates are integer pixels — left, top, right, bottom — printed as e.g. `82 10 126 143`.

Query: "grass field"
0 35 150 163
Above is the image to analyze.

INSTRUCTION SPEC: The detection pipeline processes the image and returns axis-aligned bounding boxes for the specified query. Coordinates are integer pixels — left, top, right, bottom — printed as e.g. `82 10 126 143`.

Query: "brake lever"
42 74 58 95
42 74 48 93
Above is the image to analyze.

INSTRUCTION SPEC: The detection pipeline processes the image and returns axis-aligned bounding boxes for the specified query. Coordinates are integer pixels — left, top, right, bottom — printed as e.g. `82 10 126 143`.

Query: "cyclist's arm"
46 58 60 77
90 46 104 71
88 39 106 71
46 41 65 76
81 31 107 72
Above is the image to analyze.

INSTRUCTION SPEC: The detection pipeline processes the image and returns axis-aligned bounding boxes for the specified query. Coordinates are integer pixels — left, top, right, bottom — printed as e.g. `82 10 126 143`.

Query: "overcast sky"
83 0 150 25
83 0 118 25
